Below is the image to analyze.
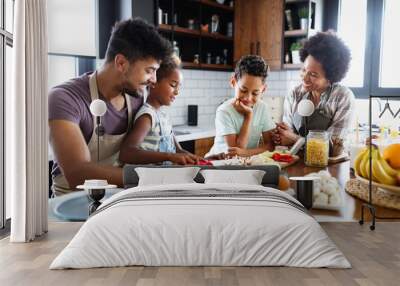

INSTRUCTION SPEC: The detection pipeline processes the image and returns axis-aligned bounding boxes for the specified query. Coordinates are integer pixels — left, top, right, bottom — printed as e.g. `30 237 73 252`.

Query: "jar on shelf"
305 130 329 167
222 49 228 65
193 54 200 64
206 53 212 64
187 19 195 30
173 41 180 57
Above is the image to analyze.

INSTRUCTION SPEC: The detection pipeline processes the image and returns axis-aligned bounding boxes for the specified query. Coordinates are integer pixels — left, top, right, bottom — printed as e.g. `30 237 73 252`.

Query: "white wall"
166 70 233 126
167 70 300 127
48 55 77 90
48 0 96 56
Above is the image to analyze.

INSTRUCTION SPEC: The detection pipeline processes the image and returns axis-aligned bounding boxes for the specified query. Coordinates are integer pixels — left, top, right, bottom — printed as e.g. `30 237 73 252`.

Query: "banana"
354 147 368 177
363 148 381 181
372 150 397 185
376 150 399 177
360 149 372 179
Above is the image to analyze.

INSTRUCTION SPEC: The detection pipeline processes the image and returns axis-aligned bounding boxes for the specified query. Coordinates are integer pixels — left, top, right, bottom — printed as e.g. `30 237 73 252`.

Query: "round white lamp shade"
297 99 315 117
90 99 107 117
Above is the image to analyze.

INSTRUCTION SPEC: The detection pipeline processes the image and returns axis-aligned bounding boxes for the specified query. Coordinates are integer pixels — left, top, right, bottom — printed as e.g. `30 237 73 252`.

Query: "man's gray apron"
52 72 133 196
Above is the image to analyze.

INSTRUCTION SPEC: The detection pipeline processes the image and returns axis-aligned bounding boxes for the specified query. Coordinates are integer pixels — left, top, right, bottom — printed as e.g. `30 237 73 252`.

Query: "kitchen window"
1 0 14 233
338 0 400 98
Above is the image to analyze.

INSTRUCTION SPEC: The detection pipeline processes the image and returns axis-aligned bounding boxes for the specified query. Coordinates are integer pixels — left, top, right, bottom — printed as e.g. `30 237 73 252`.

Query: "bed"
50 165 350 269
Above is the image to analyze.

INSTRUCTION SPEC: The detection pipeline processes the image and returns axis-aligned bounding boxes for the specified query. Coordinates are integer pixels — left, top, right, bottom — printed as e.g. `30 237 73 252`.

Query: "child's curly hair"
234 55 268 83
156 54 182 81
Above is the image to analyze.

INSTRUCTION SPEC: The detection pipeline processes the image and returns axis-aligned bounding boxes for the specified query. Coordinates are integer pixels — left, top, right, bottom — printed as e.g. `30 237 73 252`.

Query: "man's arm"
49 120 123 189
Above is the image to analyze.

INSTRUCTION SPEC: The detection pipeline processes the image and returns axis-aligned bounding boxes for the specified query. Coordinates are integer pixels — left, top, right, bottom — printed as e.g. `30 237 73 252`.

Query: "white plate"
355 174 400 195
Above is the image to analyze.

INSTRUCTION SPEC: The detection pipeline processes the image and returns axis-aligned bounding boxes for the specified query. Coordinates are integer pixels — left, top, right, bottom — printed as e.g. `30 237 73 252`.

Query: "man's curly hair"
105 18 172 63
234 55 268 83
300 31 351 83
156 54 181 81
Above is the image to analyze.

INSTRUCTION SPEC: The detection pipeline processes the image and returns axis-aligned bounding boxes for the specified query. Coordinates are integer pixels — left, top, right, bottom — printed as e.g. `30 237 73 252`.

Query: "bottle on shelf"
206 53 212 64
222 49 228 65
193 54 200 64
158 8 163 25
173 41 180 57
285 52 290 64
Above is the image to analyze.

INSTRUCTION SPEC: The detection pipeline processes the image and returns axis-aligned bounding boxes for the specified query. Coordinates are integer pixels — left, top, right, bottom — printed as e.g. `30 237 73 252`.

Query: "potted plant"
298 7 309 30
290 42 302 64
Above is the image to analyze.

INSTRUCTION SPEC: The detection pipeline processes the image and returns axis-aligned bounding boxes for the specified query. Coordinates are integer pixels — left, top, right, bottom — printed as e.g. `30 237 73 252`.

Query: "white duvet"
50 183 351 269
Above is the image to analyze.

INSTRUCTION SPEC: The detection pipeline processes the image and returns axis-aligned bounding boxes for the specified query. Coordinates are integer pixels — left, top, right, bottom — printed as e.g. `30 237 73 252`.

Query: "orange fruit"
383 144 400 169
278 175 290 191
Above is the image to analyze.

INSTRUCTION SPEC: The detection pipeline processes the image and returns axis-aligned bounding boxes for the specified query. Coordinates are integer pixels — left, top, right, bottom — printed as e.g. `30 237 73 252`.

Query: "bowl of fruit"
354 144 400 194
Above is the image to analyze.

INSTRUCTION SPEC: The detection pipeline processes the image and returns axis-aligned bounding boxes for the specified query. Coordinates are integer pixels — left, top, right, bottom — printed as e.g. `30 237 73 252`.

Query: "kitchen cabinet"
194 137 215 157
283 0 324 69
156 0 235 71
234 0 284 70
97 0 234 71
179 137 214 157
235 0 324 70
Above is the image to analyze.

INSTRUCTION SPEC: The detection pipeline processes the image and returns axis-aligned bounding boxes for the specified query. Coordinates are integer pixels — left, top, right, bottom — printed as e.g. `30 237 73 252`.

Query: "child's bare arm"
119 115 170 164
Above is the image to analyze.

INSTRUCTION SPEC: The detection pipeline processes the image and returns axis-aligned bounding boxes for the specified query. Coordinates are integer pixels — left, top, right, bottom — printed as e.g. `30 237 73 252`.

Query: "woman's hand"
233 99 253 117
227 147 250 158
168 153 201 165
273 122 299 146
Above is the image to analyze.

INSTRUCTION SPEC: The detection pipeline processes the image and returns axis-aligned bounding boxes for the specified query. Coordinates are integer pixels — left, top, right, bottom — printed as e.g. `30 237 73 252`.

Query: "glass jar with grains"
305 130 329 167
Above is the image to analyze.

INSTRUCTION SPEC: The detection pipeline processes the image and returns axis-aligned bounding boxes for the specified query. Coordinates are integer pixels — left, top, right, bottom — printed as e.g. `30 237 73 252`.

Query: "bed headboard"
122 164 280 189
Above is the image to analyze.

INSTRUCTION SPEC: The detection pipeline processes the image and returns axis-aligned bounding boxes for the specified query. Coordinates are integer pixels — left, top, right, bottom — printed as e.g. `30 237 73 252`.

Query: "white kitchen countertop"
173 124 215 142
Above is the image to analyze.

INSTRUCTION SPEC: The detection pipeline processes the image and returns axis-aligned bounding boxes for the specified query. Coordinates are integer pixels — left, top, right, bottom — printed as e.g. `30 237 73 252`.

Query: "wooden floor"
0 222 399 286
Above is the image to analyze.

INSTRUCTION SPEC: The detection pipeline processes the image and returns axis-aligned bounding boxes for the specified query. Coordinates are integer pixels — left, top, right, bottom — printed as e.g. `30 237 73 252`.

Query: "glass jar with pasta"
305 130 329 167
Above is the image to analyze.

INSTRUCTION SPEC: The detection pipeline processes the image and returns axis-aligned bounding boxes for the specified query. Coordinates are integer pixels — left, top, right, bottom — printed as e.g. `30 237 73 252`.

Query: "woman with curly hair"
273 31 355 156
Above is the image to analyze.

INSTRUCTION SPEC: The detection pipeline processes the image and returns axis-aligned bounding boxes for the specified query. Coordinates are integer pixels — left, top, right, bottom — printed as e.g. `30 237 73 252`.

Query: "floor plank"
0 222 399 286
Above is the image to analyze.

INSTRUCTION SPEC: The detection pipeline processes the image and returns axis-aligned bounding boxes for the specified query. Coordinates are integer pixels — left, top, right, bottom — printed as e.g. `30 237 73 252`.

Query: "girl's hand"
227 147 249 157
205 152 227 160
168 153 200 165
233 99 253 117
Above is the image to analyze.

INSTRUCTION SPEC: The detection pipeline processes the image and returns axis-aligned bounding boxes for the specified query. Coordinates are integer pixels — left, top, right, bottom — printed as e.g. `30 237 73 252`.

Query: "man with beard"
48 18 172 196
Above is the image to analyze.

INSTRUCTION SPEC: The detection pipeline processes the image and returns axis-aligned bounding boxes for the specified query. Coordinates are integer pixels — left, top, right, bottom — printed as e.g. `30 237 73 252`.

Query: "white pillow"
200 169 266 185
136 167 201 186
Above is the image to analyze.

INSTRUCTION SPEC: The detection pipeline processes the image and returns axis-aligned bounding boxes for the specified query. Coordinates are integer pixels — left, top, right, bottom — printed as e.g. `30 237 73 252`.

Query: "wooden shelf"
198 0 234 12
156 1 234 72
283 63 302 69
200 63 233 70
182 62 233 70
158 24 173 32
182 62 200 68
173 26 201 36
159 24 200 36
158 24 232 41
285 0 309 3
201 31 233 41
284 29 308 37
